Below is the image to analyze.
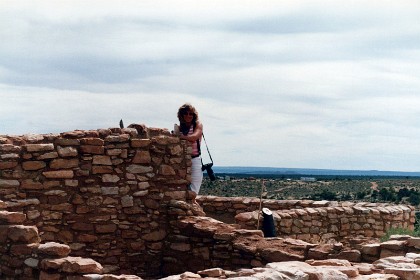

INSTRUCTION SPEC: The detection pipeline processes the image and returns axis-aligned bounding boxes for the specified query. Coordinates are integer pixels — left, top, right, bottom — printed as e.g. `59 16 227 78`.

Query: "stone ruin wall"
0 124 194 278
0 125 417 279
199 196 415 243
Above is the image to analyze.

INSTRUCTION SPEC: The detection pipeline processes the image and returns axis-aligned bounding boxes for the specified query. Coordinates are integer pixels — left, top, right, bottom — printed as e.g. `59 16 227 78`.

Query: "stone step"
40 256 103 274
37 242 71 258
0 210 26 225
7 225 41 244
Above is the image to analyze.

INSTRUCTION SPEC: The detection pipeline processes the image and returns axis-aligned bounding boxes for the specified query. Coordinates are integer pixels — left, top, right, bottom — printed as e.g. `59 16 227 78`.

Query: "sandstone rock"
121 195 134 207
331 249 361 262
131 139 151 148
43 170 74 179
50 158 79 169
102 174 120 183
160 165 176 176
407 237 420 249
0 211 26 224
105 134 130 143
81 145 105 154
362 243 381 256
55 138 80 146
142 229 167 241
197 267 224 277
40 256 103 274
0 179 20 188
253 268 307 280
132 150 151 164
0 144 22 152
381 240 407 251
21 179 44 190
93 165 114 174
260 246 305 262
381 248 407 259
102 187 119 195
93 155 112 165
8 225 40 243
10 243 38 255
87 274 144 279
308 244 336 259
352 274 399 280
95 224 117 233
37 242 71 257
0 161 18 169
383 268 420 280
22 160 46 170
24 258 39 268
25 143 54 152
306 259 352 267
266 261 348 280
374 256 417 270
81 138 105 145
126 164 153 174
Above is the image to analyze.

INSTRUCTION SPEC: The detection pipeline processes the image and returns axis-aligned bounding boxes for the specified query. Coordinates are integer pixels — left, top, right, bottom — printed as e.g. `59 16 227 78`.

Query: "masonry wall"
199 196 415 243
0 125 192 278
1 125 417 279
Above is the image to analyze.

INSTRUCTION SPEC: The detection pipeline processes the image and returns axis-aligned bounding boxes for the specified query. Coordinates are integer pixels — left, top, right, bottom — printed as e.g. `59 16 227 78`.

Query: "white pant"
190 157 203 194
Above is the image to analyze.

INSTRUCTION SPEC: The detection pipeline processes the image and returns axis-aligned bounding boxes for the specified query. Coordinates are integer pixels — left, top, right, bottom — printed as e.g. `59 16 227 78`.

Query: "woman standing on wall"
177 103 203 205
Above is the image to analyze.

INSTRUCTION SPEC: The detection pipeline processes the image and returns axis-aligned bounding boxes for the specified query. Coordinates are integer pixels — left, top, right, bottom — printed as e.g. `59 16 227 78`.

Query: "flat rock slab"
37 242 71 257
0 211 26 224
40 256 103 274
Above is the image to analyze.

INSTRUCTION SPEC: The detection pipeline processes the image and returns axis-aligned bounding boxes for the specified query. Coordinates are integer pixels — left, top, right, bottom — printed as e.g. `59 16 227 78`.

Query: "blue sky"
2 0 420 171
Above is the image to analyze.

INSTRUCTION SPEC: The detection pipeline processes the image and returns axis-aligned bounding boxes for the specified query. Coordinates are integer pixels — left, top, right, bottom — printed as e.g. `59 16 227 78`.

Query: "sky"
1 0 420 172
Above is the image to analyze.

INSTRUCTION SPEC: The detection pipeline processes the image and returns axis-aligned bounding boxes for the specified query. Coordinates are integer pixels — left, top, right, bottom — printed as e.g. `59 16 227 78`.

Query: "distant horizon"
214 165 420 172
212 166 420 176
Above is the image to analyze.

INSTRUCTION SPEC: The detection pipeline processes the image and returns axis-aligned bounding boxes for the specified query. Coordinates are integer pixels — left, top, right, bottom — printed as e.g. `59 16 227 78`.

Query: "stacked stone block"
0 125 190 278
0 206 103 279
234 202 414 243
1 125 418 279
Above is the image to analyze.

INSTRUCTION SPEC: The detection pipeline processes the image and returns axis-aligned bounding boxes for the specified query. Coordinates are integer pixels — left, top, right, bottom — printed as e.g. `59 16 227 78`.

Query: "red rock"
40 256 103 274
132 150 151 164
142 229 167 241
93 155 112 165
21 180 44 190
80 138 104 145
25 143 54 152
95 224 117 233
22 161 46 170
10 243 38 255
50 158 79 169
80 145 104 154
37 242 71 257
0 161 18 169
42 170 74 179
130 139 150 148
0 211 26 224
8 225 40 243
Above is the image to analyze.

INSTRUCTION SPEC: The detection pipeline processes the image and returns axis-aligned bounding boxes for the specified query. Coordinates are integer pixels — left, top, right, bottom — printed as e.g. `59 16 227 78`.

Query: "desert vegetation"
201 175 420 237
201 175 420 208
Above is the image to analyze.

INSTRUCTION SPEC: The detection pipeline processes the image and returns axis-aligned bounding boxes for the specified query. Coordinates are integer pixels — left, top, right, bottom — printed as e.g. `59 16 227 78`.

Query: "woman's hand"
180 122 203 142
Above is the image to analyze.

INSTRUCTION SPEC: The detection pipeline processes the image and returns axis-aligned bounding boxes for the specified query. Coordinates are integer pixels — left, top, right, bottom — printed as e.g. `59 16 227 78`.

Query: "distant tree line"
311 187 420 206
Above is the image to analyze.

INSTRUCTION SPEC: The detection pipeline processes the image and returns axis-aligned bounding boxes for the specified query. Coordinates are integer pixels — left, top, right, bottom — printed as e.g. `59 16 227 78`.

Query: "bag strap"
201 133 213 164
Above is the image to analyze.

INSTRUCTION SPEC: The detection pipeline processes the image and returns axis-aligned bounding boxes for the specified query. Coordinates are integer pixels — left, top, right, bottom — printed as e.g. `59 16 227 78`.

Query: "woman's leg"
189 157 203 204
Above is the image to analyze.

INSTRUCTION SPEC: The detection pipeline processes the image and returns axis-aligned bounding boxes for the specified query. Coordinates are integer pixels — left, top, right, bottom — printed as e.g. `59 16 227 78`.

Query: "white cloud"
2 0 420 171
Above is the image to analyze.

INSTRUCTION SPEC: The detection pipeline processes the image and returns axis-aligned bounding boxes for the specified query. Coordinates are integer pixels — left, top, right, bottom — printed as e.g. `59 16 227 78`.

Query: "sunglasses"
183 112 194 116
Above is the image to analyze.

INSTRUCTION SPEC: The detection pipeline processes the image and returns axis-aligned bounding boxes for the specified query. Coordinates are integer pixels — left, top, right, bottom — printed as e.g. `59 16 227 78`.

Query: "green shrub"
380 227 420 242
